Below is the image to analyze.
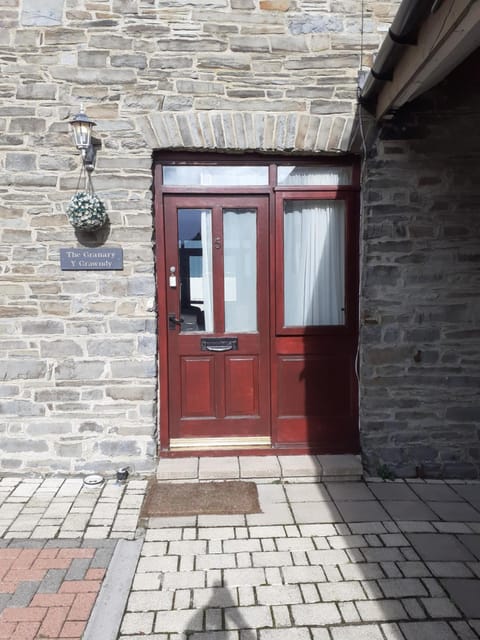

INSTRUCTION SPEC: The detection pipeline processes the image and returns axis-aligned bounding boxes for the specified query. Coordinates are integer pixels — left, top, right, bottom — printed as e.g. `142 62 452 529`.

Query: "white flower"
66 192 107 230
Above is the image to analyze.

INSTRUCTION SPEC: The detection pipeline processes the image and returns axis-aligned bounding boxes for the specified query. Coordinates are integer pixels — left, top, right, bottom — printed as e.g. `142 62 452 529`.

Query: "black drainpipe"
360 0 436 111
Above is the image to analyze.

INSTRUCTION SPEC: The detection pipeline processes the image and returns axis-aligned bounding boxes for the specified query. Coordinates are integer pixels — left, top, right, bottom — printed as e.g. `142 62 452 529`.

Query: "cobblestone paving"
1 473 480 639
121 479 480 640
0 476 146 639
0 476 147 540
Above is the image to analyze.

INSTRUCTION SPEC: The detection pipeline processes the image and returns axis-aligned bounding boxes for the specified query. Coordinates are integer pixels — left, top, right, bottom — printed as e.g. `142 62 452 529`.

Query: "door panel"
272 192 359 452
165 195 270 442
225 356 259 417
180 357 215 418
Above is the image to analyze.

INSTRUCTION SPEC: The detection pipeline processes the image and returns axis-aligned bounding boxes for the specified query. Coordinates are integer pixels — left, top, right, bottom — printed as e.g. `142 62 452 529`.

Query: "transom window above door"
162 163 353 187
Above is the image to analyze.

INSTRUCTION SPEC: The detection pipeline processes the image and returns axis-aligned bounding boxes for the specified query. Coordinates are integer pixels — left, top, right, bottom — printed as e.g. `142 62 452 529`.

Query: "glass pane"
284 200 345 327
223 208 257 333
278 165 352 186
178 208 213 333
164 165 269 186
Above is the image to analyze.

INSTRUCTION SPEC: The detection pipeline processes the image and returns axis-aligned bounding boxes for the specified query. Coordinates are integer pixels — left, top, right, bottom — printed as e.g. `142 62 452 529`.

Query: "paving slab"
199 457 240 480
277 455 322 478
157 458 199 481
407 533 476 562
239 457 281 479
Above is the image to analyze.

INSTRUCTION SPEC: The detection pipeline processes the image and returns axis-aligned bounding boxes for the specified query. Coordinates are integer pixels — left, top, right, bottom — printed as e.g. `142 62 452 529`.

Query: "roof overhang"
360 0 480 119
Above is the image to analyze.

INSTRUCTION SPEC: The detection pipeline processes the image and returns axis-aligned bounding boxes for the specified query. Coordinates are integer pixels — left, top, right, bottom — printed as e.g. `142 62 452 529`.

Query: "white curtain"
223 209 257 332
284 200 345 326
200 210 214 332
278 166 352 186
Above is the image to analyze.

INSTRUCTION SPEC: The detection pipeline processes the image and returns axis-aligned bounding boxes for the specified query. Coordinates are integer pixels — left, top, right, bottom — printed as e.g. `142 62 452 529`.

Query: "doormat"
141 480 261 517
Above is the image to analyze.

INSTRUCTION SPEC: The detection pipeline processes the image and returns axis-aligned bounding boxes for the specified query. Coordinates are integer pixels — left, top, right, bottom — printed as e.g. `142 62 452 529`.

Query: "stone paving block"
137 555 179 573
330 623 385 639
328 534 367 549
224 605 272 629
255 584 302 605
421 596 461 618
259 629 310 639
291 602 341 625
317 455 362 479
397 561 430 578
154 609 203 633
162 571 206 590
382 501 439 521
307 549 349 565
127 590 174 612
282 565 326 584
157 458 199 480
318 580 366 602
198 457 239 480
407 533 475 562
427 562 473 578
381 622 406 640
450 621 480 640
199 515 247 527
339 600 361 623
300 583 320 603
340 562 384 580
357 599 407 621
132 573 162 591
326 482 375 501
379 578 428 598
399 621 458 640
256 484 287 504
299 524 337 537
360 547 405 563
193 586 238 608
278 456 322 478
285 483 331 502
290 502 342 524
197 554 237 570
440 578 480 617
239 457 281 479
396 521 436 532
368 483 419 501
224 568 266 587
225 539 262 553
411 484 463 502
429 502 480 522
189 632 238 640
335 500 389 522
246 503 294 526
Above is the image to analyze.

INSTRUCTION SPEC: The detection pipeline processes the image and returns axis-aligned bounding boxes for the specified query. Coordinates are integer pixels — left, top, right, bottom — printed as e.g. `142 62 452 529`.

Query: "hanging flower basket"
66 191 107 231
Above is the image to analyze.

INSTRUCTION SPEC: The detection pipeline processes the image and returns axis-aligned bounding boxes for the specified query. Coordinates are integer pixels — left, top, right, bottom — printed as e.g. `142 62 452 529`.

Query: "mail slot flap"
201 337 238 352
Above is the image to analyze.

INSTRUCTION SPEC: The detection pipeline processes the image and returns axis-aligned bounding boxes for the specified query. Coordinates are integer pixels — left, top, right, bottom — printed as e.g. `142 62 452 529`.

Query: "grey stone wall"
0 0 398 474
360 50 480 479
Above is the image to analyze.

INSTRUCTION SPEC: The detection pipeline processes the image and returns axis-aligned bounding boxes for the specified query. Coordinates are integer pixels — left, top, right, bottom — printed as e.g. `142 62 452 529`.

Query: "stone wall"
360 50 480 479
0 0 399 474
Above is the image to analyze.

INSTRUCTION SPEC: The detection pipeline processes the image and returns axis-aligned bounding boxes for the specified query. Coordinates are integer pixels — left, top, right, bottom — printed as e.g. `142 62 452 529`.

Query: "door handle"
168 313 184 330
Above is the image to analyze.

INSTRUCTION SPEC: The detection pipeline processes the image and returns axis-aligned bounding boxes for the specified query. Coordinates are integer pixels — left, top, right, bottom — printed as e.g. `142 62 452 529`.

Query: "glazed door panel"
272 192 359 452
164 195 270 443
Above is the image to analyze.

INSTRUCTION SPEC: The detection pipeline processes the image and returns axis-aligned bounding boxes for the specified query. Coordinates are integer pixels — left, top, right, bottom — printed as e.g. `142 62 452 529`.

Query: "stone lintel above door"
137 111 355 154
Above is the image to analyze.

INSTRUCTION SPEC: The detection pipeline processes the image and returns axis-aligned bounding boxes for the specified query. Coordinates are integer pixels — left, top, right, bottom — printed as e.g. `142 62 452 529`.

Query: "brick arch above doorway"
137 111 354 154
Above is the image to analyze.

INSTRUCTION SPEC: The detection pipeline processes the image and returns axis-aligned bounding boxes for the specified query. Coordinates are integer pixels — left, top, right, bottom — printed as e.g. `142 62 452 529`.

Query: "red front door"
164 195 271 447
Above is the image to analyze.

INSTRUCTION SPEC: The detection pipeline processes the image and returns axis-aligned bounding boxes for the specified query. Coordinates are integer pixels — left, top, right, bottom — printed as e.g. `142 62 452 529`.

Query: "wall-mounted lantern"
69 105 97 172
66 105 107 231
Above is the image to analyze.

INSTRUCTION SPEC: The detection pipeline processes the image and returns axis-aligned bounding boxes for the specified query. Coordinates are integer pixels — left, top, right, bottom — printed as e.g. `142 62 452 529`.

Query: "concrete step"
157 454 362 483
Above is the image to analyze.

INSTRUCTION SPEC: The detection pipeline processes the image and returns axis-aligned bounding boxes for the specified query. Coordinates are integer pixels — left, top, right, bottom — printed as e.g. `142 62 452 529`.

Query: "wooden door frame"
154 153 360 457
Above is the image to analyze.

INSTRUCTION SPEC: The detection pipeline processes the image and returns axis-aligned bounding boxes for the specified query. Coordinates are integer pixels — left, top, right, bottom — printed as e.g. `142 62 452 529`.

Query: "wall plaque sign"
60 248 123 271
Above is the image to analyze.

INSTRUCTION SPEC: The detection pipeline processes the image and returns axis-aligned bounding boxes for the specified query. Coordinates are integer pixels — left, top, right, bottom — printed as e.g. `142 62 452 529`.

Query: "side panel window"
283 199 345 327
